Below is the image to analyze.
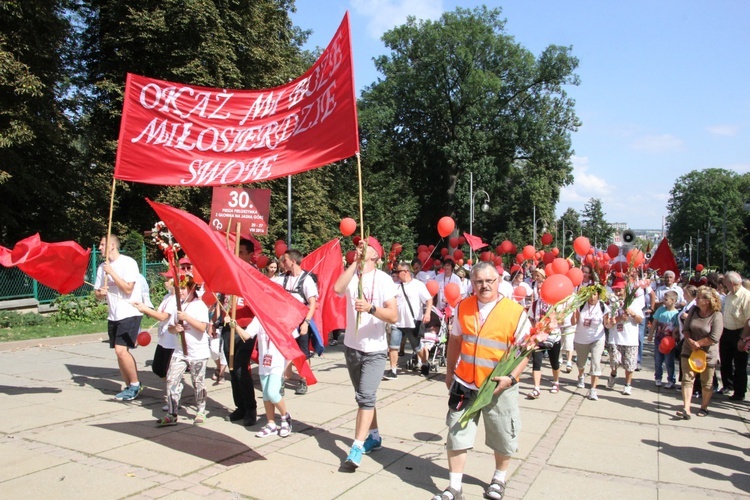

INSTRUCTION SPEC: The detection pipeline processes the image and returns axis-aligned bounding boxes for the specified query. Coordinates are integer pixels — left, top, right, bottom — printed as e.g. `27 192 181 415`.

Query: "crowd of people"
93 234 750 500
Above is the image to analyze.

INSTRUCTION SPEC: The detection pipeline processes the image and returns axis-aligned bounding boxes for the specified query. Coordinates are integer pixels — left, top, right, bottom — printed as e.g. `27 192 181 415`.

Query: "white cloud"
706 124 739 137
725 163 750 173
630 134 685 153
351 0 444 39
559 155 611 204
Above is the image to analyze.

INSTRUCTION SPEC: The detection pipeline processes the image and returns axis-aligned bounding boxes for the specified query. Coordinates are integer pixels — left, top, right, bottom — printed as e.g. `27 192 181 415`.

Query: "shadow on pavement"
0 385 62 395
642 438 749 480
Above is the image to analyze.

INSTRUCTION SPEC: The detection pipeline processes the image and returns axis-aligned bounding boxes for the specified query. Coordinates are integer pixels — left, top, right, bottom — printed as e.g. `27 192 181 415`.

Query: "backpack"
282 271 318 305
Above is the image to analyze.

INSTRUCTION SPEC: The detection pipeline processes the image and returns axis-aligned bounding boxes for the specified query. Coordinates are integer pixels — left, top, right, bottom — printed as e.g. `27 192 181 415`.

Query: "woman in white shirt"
571 284 613 401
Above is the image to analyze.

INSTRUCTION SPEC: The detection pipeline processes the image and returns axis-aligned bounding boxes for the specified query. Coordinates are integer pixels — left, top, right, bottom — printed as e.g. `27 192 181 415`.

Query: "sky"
290 0 750 230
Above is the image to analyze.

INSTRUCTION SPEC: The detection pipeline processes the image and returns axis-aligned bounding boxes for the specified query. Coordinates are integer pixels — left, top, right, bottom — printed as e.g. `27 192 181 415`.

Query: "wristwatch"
508 374 518 386
369 305 377 315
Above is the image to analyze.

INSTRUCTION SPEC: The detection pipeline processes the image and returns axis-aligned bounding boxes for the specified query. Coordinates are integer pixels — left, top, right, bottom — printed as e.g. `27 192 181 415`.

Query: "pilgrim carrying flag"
0 234 90 294
301 239 347 344
115 13 358 186
147 199 316 385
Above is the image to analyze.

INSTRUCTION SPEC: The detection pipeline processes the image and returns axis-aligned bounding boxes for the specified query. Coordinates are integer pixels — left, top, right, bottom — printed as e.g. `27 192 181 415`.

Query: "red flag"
115 13 358 186
146 199 316 384
646 237 680 277
0 234 90 294
301 239 346 342
463 232 488 251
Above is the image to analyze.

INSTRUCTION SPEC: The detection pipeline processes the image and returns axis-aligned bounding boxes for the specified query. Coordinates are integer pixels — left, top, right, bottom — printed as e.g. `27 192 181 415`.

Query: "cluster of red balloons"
274 240 287 257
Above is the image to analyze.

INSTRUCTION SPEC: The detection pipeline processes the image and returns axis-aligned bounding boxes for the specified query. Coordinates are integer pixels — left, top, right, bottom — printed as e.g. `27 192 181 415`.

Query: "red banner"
115 13 358 186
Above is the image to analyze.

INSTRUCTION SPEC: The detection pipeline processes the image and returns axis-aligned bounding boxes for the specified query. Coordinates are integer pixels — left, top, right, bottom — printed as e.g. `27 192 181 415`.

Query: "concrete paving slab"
26 419 162 454
4 403 93 433
0 440 68 482
524 468 658 499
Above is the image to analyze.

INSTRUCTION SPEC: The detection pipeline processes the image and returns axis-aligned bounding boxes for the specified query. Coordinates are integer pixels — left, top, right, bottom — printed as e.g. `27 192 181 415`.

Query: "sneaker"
607 373 616 389
622 385 632 395
279 414 292 437
635 363 642 372
587 389 598 401
194 412 206 425
343 444 364 469
363 435 382 454
156 414 178 427
655 380 663 387
577 376 585 389
665 381 675 389
255 423 278 438
383 369 398 380
565 362 572 373
117 384 143 401
329 339 338 346
295 380 308 395
421 364 430 377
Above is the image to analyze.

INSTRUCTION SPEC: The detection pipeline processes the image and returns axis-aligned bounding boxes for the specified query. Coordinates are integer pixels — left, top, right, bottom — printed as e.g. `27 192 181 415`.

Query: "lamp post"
706 221 716 269
532 205 548 246
696 230 702 267
563 230 574 256
469 172 490 263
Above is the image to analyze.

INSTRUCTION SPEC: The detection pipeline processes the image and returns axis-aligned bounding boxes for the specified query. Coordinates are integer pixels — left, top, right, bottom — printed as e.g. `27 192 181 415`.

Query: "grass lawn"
0 319 108 343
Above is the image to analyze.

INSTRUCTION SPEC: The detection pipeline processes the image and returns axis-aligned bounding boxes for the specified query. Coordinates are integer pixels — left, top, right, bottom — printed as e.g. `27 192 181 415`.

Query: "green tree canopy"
580 198 614 249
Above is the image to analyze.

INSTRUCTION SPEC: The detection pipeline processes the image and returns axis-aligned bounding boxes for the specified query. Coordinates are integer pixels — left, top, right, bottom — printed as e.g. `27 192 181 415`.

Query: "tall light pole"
469 172 490 263
706 221 716 269
532 205 548 246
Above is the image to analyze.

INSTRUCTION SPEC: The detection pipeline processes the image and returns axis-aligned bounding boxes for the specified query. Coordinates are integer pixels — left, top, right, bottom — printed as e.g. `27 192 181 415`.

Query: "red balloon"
426 280 439 297
424 258 434 269
541 232 553 246
440 247 449 257
353 236 361 246
551 247 560 256
515 253 524 264
500 240 513 254
339 217 357 237
545 263 554 277
513 286 528 299
659 336 676 354
495 245 504 255
543 252 555 265
534 252 542 261
417 244 428 254
391 243 403 255
458 236 466 246
428 245 435 251
467 259 473 265
449 237 460 248
627 249 645 267
695 264 704 272
444 282 461 306
480 251 492 262
437 216 455 238
573 237 591 255
345 250 356 264
522 245 536 260
606 244 620 259
137 331 151 347
256 255 269 269
540 274 574 304
494 256 503 266
510 244 518 255
552 257 570 275
418 251 430 263
566 267 583 286
457 258 464 266
274 242 287 257
453 249 464 261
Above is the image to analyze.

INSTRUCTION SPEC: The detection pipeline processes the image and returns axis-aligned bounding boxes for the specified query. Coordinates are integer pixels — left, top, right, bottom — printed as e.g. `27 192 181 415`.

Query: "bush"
0 310 49 328
54 292 108 323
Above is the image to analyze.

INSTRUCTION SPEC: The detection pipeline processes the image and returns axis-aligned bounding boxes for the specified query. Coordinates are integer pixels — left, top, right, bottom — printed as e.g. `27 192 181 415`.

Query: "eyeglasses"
471 278 498 286
397 270 409 274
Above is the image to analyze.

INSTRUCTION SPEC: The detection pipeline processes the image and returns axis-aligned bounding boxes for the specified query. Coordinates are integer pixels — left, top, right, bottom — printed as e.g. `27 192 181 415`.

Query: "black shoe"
227 409 245 422
729 393 745 401
243 412 257 426
295 380 308 395
420 364 430 376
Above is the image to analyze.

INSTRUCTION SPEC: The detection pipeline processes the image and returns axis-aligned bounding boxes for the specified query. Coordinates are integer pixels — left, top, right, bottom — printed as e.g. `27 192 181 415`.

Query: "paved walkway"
0 334 748 499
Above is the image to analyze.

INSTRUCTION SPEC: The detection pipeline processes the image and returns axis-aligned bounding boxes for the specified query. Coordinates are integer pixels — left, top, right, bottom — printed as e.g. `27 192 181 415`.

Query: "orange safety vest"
455 296 524 387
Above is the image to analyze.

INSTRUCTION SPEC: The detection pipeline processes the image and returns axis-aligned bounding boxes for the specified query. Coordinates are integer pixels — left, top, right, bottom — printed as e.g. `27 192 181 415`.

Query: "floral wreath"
151 221 181 253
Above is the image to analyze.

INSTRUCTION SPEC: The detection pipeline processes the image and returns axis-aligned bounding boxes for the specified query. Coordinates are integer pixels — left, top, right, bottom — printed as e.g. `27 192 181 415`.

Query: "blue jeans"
654 345 675 383
637 316 647 363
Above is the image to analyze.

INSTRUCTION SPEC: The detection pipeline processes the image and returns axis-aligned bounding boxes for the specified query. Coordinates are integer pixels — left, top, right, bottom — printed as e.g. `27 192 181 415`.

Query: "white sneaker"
655 380 662 387
622 385 632 395
587 389 598 401
665 381 675 389
577 376 586 388
607 373 616 389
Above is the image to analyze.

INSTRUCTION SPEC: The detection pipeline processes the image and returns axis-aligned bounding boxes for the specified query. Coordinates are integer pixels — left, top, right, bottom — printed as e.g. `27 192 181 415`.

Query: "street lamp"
706 222 716 269
562 230 574 256
532 205 548 246
469 172 490 262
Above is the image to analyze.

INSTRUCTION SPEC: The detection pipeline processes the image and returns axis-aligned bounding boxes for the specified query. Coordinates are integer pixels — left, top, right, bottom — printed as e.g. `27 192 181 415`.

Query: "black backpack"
282 271 318 305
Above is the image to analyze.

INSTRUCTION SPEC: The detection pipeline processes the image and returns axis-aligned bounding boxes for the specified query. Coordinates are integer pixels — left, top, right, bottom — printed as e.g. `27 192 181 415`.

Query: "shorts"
296 333 311 359
609 344 638 372
389 326 419 350
446 382 520 457
419 340 436 352
344 346 387 409
152 344 174 378
575 338 605 376
680 357 716 391
108 316 142 348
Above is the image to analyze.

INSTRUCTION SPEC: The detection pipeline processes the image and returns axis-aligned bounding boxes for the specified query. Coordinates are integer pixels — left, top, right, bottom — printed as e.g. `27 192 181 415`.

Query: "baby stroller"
406 307 448 374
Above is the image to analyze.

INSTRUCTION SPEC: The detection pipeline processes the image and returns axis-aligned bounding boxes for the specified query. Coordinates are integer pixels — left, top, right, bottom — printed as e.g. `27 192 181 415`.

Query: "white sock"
493 469 507 483
369 429 380 440
449 472 463 491
266 421 277 429
353 439 364 449
130 382 140 388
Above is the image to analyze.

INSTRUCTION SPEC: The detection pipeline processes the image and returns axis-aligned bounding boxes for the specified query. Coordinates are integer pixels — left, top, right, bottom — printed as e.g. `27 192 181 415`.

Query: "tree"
666 168 750 273
580 198 614 248
556 207 582 255
357 6 580 246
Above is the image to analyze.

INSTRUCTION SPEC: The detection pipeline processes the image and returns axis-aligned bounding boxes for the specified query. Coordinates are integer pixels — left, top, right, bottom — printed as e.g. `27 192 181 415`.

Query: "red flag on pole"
0 234 90 294
301 239 346 342
463 232 488 251
646 237 680 277
115 13 358 186
146 199 316 384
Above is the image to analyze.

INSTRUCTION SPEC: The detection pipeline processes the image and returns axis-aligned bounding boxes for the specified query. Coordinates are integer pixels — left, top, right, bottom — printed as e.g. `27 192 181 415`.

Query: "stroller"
406 307 448 374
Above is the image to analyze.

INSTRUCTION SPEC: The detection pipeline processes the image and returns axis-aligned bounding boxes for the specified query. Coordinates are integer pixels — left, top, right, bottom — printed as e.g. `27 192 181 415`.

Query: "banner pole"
228 222 241 370
104 177 117 262
356 153 367 332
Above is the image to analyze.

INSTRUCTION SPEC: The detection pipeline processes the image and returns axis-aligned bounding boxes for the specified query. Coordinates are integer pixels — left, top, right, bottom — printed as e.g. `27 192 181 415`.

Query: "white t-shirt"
529 298 561 342
156 293 177 349
498 279 515 301
95 254 142 321
396 279 432 327
435 272 462 309
244 317 286 376
609 295 644 346
342 268 398 352
574 301 611 344
452 298 531 390
169 298 209 360
274 271 318 305
459 278 472 298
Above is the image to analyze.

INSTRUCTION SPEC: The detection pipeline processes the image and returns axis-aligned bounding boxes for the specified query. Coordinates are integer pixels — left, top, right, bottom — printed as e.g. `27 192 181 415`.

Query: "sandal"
156 414 178 427
565 363 572 373
484 478 506 499
675 410 692 420
255 424 278 438
432 486 464 500
194 412 206 425
697 408 709 417
526 388 541 399
550 382 560 394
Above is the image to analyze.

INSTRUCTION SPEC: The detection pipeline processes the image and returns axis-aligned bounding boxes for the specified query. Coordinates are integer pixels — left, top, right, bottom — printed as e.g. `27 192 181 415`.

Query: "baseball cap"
366 236 383 259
